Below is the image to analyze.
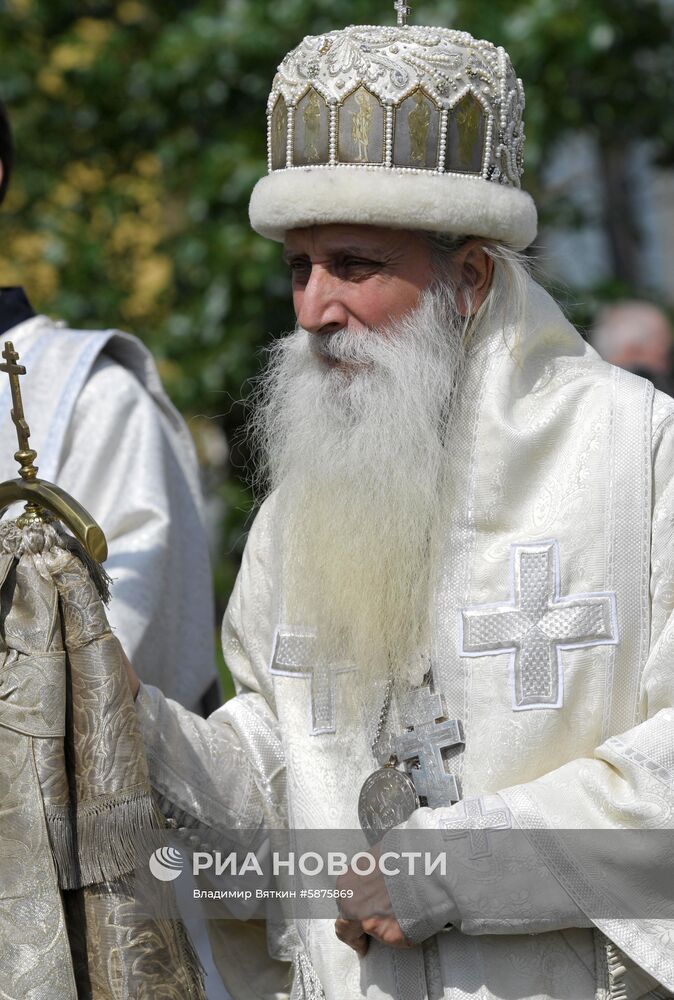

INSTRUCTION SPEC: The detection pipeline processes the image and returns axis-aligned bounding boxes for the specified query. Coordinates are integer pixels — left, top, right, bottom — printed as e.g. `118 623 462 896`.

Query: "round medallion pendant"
358 767 420 845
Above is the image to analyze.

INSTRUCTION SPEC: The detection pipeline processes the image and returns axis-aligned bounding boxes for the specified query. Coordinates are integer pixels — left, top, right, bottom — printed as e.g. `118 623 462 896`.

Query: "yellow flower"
123 254 173 319
110 215 160 254
135 153 162 179
52 182 81 209
51 43 88 72
65 162 106 194
37 68 65 96
7 0 33 15
50 19 113 73
75 18 114 46
117 1 147 25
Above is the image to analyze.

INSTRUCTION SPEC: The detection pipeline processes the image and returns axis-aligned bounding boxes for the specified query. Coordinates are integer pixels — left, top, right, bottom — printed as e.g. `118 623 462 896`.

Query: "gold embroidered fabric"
0 519 206 999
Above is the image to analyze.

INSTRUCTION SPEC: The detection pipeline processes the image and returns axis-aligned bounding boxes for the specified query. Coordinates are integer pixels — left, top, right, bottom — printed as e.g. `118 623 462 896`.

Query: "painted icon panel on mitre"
445 92 486 174
270 96 288 170
337 86 384 165
294 87 330 166
393 89 440 170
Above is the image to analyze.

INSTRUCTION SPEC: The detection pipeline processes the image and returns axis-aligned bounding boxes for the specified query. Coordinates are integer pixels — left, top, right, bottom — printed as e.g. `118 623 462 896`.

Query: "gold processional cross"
0 340 109 560
0 341 39 483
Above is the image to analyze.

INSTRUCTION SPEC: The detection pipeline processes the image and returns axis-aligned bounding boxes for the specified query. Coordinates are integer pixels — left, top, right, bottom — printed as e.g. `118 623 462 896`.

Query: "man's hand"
334 918 370 957
334 844 413 955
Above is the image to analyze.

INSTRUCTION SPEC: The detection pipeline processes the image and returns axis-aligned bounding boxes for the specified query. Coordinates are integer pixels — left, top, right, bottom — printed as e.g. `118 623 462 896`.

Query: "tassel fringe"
44 804 78 890
605 940 629 1000
173 917 208 1000
290 949 327 1000
60 530 112 604
46 790 162 890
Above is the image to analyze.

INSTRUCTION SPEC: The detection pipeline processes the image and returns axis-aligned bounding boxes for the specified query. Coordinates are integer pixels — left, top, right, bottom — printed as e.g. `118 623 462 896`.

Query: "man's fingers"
334 918 369 956
361 916 414 949
335 915 413 954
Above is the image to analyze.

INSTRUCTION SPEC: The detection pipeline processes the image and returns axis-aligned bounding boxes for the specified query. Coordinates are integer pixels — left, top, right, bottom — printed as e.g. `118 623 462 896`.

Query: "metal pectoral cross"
270 627 355 735
394 0 411 27
0 341 38 481
394 685 464 807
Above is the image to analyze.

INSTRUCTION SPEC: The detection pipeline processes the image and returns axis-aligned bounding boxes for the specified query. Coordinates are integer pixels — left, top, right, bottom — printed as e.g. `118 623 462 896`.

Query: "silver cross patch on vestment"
460 540 618 710
394 686 465 807
440 796 511 859
270 627 354 735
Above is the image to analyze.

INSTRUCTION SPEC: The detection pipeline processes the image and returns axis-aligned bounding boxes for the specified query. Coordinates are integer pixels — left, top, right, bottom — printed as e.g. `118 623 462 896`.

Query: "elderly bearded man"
124 10 674 1000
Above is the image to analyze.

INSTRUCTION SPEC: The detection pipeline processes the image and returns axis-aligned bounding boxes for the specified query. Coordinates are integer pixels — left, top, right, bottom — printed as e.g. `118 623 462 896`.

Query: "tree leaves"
0 0 670 604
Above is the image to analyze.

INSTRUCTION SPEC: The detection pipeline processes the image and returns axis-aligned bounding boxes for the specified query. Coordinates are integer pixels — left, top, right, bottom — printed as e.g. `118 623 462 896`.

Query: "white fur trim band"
249 167 537 250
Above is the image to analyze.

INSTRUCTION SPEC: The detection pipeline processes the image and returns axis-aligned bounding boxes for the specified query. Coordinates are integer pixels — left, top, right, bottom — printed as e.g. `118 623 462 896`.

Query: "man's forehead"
283 224 410 256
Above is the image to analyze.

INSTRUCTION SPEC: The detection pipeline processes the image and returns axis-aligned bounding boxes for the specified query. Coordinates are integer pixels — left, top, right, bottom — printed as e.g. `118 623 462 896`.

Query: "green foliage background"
0 0 672 691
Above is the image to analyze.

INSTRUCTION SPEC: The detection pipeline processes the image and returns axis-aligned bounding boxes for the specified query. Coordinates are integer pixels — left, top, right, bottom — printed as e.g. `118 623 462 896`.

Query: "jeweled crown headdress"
249 3 537 250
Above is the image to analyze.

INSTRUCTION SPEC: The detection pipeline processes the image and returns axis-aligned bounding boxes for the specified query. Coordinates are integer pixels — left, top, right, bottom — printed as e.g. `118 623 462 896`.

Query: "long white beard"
251 284 467 708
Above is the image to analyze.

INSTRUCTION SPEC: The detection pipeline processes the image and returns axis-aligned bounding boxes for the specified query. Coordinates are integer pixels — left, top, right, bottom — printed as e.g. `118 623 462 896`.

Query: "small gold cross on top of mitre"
0 340 109 562
394 0 411 26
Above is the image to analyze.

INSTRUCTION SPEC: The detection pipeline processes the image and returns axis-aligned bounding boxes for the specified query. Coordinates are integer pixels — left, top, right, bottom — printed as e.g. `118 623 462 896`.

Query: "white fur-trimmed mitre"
249 23 538 250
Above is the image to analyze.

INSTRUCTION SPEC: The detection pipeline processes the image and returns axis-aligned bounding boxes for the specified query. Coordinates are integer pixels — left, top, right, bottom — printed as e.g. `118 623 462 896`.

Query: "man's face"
620 315 672 377
283 224 435 341
256 239 470 704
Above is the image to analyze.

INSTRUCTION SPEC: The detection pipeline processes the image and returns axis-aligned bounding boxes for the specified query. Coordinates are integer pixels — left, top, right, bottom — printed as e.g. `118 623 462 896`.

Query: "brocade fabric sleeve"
135 684 268 835
136 495 287 837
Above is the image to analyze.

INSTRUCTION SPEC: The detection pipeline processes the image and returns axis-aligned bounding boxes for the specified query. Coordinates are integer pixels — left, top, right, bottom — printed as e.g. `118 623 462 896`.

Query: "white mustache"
308 327 395 368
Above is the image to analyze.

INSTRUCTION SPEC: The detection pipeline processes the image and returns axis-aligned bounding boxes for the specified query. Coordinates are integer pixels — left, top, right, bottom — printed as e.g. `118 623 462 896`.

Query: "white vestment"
137 280 674 999
0 296 216 710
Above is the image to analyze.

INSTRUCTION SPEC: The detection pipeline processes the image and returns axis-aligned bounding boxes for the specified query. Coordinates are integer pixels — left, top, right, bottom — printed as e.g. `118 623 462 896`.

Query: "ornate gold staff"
0 340 108 562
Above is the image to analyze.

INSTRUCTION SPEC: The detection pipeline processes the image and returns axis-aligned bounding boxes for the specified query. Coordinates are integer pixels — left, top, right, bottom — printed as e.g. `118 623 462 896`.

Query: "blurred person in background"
590 300 674 396
0 99 219 715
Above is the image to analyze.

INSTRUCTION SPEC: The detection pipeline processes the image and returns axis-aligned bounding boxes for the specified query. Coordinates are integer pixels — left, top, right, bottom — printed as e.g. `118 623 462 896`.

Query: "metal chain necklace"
358 672 420 845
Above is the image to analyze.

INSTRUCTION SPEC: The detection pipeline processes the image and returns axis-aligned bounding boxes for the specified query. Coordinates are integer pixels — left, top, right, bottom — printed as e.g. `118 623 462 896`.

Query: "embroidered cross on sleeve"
440 797 511 859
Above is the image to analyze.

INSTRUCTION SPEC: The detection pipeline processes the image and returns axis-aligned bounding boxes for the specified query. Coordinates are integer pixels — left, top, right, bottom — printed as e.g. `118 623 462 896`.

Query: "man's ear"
453 240 494 317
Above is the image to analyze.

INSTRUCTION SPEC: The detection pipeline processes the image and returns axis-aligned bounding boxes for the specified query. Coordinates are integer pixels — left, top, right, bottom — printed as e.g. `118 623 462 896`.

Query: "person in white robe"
0 102 218 714
124 13 674 1000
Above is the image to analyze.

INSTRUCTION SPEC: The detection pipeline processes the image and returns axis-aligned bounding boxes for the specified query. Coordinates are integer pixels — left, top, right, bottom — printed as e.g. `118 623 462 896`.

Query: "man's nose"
295 265 349 335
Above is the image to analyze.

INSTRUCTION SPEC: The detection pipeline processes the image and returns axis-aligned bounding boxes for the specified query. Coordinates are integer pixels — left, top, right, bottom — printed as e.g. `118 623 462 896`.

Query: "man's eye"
340 257 379 275
288 260 311 279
